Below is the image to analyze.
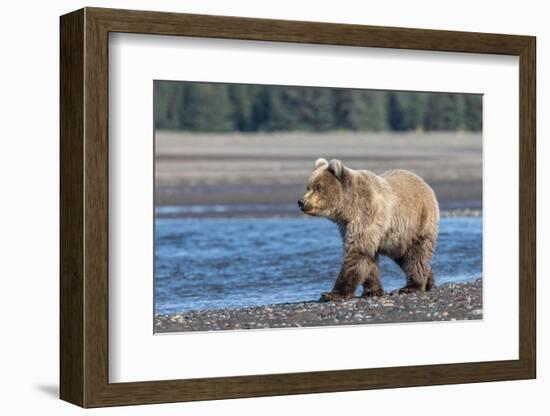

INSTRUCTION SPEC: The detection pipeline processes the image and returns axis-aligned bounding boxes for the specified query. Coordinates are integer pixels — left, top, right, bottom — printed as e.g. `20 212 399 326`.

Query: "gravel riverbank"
155 279 482 333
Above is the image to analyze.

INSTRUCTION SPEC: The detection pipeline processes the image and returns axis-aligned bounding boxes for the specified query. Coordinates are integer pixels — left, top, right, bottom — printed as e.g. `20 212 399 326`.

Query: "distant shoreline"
154 131 482 213
155 279 482 333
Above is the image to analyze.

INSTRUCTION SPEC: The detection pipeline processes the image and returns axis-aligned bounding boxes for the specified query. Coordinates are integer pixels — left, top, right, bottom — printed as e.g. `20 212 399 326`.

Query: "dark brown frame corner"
60 7 536 408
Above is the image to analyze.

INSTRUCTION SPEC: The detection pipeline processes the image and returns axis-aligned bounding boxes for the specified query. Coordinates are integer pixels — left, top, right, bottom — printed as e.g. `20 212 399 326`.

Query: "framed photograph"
60 7 536 408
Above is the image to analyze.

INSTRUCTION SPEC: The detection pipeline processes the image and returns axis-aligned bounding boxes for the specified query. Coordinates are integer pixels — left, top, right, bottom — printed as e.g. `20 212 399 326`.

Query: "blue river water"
154 216 482 314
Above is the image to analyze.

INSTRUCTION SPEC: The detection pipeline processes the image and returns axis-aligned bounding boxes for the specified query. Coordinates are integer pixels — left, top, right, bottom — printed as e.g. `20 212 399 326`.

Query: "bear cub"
298 158 439 302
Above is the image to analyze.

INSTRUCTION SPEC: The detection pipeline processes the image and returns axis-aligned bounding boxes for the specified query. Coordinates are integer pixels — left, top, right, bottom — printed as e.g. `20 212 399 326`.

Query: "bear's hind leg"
425 270 436 291
396 237 436 294
361 260 384 298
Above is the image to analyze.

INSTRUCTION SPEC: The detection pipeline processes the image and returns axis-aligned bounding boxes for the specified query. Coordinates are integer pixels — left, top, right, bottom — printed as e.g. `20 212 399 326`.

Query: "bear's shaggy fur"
298 158 440 301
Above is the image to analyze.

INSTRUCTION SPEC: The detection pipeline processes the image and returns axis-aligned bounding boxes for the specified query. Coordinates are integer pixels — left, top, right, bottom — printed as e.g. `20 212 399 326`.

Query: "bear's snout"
297 199 305 211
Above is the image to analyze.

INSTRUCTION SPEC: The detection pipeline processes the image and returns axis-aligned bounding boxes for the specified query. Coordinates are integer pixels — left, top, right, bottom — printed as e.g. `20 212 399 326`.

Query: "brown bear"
298 158 439 302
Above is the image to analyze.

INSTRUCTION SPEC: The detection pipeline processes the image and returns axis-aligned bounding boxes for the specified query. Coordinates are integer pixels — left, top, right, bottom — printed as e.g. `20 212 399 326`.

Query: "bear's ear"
315 158 328 169
328 159 346 181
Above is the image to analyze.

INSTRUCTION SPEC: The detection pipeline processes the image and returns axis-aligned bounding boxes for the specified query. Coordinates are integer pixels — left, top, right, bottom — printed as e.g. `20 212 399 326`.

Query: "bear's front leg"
319 251 376 302
361 260 384 298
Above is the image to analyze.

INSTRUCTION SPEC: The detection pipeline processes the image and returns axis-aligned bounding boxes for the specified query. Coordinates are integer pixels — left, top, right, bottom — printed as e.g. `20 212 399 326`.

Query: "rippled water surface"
155 216 482 314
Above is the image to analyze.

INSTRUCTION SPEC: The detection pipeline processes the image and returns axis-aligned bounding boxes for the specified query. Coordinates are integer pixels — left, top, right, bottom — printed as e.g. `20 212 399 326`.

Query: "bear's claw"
398 286 423 295
361 288 384 298
319 292 347 302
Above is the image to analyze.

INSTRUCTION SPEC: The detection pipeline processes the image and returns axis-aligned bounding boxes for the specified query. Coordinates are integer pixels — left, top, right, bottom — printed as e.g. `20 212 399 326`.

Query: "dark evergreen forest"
154 81 482 132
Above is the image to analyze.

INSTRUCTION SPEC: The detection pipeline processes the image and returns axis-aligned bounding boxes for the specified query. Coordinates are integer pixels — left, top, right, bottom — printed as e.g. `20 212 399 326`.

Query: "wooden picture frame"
60 7 536 408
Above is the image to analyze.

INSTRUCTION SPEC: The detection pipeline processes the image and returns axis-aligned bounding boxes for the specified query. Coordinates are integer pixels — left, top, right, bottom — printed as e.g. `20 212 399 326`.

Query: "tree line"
154 81 482 132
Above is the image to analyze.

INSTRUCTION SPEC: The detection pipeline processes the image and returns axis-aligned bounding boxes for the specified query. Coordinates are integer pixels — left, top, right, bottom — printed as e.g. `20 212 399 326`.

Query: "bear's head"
298 158 347 221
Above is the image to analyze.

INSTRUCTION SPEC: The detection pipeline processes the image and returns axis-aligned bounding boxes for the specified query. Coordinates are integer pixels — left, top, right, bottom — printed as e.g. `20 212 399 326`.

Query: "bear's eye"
314 185 322 192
